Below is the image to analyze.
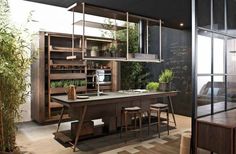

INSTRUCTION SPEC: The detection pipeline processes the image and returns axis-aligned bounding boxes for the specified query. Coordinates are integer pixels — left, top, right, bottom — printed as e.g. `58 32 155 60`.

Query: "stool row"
120 103 170 141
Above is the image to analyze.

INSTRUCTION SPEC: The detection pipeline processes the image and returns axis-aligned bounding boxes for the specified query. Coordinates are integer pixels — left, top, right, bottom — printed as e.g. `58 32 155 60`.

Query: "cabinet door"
197 121 233 154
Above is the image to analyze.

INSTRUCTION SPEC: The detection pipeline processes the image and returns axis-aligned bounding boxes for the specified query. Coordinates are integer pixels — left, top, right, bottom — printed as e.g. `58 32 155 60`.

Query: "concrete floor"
16 114 191 154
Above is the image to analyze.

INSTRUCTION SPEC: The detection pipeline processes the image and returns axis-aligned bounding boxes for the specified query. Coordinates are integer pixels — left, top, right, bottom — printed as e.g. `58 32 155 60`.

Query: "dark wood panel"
197 121 233 154
196 109 236 154
31 32 46 123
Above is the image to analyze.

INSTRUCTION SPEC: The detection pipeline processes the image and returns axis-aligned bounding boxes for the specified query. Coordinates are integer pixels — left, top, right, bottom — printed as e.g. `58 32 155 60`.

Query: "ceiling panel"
25 0 191 29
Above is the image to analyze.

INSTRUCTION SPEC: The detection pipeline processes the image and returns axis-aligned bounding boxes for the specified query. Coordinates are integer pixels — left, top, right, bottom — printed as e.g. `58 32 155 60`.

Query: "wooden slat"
50 86 87 94
50 73 86 80
54 132 72 143
50 102 63 108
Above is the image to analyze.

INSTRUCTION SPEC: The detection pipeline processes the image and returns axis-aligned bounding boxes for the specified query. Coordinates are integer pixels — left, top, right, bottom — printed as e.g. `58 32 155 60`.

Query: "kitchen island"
52 91 178 151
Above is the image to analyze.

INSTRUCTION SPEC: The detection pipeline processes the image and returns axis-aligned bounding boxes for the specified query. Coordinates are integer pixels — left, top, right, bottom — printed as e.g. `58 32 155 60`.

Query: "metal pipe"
146 20 149 54
159 19 162 60
126 12 129 60
139 20 142 53
72 8 74 55
82 2 85 59
92 74 100 96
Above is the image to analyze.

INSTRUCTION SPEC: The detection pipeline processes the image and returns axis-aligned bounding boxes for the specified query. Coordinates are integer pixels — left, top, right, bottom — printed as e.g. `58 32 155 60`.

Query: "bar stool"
120 106 142 141
148 103 169 138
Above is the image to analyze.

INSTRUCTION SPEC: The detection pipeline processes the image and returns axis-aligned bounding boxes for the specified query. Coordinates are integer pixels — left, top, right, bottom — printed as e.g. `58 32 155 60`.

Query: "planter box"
71 121 94 139
159 82 172 91
134 53 158 60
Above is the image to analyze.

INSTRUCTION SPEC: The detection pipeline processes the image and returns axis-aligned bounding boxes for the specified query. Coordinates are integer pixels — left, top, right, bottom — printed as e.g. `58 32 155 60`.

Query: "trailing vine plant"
0 0 36 152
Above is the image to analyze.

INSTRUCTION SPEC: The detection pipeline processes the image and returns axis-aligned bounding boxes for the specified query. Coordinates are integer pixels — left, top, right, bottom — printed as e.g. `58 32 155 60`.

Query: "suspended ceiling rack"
68 2 164 63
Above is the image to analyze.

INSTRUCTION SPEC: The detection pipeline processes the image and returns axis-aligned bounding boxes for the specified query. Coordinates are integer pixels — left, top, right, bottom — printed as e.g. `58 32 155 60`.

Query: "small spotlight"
180 23 184 27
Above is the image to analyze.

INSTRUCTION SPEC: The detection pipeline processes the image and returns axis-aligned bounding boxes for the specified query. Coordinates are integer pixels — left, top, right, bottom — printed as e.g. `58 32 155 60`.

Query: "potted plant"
159 69 174 91
0 0 36 152
90 46 98 57
146 82 159 92
109 43 117 57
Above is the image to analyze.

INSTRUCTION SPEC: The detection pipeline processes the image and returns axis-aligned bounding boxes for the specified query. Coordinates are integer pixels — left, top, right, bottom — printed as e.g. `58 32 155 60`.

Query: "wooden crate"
71 121 94 139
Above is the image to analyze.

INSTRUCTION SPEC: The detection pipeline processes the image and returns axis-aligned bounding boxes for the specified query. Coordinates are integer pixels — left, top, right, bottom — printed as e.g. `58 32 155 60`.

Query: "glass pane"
227 38 236 74
227 0 236 30
213 76 225 113
197 76 212 117
227 75 236 109
213 36 224 74
197 34 212 74
213 0 224 31
197 0 211 28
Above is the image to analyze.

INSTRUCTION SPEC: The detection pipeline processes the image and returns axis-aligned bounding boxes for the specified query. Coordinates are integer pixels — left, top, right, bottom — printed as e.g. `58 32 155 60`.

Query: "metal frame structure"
69 2 164 63
192 0 236 153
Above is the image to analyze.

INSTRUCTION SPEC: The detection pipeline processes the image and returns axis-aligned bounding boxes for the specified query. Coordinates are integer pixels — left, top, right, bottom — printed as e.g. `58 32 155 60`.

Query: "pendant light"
66 8 76 60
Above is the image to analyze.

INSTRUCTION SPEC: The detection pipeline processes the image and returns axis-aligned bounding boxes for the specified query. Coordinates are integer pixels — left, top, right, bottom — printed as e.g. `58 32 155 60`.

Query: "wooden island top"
52 91 178 107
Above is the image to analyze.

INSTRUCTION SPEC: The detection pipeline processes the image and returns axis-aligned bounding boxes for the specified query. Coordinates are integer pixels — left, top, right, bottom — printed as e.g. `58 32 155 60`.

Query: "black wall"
147 27 192 116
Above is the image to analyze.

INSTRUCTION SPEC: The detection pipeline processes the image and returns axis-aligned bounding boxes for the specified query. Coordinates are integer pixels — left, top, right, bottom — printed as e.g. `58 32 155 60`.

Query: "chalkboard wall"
147 27 192 116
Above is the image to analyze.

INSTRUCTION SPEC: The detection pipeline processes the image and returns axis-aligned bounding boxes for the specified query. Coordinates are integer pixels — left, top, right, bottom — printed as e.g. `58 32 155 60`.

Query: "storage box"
134 53 158 60
71 121 94 139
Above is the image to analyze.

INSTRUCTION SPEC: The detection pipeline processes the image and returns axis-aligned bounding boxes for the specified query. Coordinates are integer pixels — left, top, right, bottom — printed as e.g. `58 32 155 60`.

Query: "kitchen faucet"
92 73 100 96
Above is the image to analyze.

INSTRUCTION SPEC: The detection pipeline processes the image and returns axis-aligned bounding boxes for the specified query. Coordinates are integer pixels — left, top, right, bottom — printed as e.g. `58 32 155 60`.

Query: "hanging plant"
0 0 37 152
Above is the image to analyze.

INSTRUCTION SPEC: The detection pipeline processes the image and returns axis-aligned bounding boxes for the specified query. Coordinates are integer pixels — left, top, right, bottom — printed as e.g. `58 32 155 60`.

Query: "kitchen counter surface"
52 91 178 106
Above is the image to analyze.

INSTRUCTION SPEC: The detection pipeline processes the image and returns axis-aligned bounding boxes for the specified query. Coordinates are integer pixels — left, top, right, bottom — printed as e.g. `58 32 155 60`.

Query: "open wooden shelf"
50 73 86 80
51 64 86 67
50 86 87 94
46 114 70 122
74 20 126 30
50 102 63 108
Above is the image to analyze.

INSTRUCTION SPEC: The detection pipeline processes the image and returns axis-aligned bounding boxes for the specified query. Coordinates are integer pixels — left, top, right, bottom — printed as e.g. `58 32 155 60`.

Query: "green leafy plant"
118 24 149 89
101 19 118 57
146 82 159 91
50 82 56 88
0 0 37 152
57 81 63 88
159 69 174 83
80 80 87 86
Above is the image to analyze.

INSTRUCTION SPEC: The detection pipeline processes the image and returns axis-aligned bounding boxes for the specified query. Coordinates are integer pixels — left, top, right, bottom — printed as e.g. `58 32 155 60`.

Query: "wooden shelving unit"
47 33 87 118
31 31 119 123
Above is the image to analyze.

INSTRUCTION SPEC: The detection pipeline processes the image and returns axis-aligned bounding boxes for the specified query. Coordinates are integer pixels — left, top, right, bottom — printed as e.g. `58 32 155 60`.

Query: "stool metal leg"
124 111 128 142
148 110 151 135
120 110 123 139
167 108 169 135
139 112 142 141
157 109 161 138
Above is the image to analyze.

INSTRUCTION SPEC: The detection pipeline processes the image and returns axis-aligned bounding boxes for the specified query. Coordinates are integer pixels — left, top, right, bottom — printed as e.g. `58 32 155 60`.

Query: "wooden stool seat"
123 106 141 111
151 103 168 109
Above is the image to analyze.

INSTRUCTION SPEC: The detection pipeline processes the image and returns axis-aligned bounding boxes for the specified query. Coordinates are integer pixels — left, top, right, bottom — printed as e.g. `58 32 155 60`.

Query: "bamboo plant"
0 0 36 152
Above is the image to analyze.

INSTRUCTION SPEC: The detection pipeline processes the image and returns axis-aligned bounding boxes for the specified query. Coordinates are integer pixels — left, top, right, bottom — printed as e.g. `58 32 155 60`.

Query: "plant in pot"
0 0 37 152
109 43 117 57
146 82 159 92
90 46 98 57
158 69 174 91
